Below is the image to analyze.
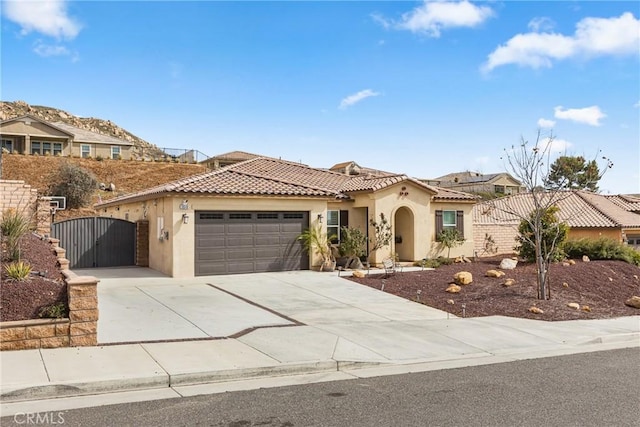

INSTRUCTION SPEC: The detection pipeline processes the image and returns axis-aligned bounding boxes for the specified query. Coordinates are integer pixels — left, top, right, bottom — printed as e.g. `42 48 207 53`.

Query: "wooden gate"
51 217 136 269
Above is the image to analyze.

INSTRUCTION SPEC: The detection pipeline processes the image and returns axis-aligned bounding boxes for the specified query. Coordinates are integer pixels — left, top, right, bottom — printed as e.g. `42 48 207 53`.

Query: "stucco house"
0 115 134 160
200 150 265 170
425 171 525 196
473 191 640 256
96 157 477 277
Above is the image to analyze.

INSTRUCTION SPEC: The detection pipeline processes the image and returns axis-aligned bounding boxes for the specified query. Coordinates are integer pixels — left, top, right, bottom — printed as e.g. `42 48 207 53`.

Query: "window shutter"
339 210 349 242
340 210 349 228
435 210 443 239
456 210 464 237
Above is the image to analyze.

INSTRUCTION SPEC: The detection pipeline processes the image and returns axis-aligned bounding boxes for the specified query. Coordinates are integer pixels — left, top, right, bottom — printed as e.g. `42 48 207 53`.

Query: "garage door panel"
195 211 309 276
226 236 255 246
197 237 225 247
226 224 254 234
255 235 281 246
196 224 225 234
255 224 281 233
196 250 226 261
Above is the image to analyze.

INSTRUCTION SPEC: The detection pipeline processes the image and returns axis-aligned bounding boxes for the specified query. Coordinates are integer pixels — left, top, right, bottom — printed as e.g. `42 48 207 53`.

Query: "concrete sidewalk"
1 269 639 416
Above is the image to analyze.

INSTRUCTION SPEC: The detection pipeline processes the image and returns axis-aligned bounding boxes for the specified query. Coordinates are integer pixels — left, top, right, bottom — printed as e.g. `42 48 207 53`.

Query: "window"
435 210 464 240
1 139 13 153
494 185 505 194
42 142 51 155
327 210 340 243
81 145 91 158
31 141 41 155
111 146 121 159
53 143 62 156
326 210 349 243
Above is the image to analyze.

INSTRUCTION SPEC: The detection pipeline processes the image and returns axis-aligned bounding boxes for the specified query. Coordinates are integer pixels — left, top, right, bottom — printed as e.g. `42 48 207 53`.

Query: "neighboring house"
425 171 525 196
328 161 395 177
0 115 134 160
200 150 265 170
473 191 640 256
96 157 477 277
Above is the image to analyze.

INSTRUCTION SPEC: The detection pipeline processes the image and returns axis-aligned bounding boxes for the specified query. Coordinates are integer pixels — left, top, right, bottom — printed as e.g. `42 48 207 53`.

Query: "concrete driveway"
76 267 451 345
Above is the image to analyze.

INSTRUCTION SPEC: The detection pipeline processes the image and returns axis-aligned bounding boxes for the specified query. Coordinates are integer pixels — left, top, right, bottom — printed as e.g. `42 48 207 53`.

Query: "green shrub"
516 206 568 262
564 238 640 266
39 302 68 319
4 261 32 281
1 209 30 260
47 162 98 209
95 154 104 161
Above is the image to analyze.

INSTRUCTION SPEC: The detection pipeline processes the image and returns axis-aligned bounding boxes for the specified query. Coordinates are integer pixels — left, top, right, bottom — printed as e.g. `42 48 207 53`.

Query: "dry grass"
3 154 208 218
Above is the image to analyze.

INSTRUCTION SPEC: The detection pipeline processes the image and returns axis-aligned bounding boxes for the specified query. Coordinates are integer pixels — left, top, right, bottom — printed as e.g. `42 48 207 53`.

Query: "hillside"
1 100 165 159
2 154 207 219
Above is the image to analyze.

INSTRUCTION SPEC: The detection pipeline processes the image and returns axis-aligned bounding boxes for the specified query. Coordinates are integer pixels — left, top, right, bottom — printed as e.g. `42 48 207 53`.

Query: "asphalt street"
3 348 638 427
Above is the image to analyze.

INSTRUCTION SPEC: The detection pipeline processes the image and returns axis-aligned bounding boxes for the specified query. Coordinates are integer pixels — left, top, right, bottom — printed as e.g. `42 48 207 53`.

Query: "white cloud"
554 105 606 126
483 12 640 72
33 41 68 56
536 137 572 153
375 0 494 37
634 100 640 108
528 17 555 32
339 89 380 109
3 0 81 39
537 118 556 128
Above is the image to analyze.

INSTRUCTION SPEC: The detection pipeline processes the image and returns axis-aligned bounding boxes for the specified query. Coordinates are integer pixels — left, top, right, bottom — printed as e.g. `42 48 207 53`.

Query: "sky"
1 0 639 194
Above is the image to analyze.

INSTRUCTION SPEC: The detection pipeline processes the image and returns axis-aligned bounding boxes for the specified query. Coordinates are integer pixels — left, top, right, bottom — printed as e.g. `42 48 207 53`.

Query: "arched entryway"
394 207 415 261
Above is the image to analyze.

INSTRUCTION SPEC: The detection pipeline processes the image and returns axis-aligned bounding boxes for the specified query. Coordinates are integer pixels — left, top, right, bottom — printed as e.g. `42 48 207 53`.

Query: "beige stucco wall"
99 182 478 277
101 195 329 277
1 120 70 138
70 143 132 160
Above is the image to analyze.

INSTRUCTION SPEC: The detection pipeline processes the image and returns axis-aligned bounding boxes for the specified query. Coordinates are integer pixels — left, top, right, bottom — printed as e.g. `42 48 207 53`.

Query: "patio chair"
382 258 396 277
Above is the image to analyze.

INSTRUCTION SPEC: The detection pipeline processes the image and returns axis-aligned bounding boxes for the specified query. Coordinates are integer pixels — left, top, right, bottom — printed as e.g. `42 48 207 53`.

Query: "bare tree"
498 130 612 300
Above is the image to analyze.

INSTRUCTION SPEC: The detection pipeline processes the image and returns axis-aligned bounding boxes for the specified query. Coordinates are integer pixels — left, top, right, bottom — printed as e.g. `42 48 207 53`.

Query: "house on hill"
200 150 266 170
0 115 134 159
96 157 477 277
425 171 525 197
473 191 640 256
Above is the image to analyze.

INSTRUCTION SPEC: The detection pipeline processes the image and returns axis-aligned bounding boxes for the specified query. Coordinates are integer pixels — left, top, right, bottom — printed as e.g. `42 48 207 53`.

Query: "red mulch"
1 233 67 322
347 257 640 321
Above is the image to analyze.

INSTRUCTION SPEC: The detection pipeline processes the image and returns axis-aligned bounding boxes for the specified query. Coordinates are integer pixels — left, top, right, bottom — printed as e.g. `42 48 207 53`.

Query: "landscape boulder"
351 270 365 278
567 302 580 310
582 255 590 262
446 284 461 293
453 271 473 285
499 258 518 270
625 296 640 309
529 306 544 314
502 278 516 287
485 269 505 278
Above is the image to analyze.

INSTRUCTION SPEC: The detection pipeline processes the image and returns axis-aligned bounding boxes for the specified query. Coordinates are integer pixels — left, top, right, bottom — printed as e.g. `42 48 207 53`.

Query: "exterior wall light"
317 213 323 223
182 213 189 224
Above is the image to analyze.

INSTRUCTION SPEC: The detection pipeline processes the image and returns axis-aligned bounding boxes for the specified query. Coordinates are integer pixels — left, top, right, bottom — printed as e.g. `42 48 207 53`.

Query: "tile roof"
605 194 640 213
206 150 267 161
473 191 640 228
51 122 133 146
96 157 477 207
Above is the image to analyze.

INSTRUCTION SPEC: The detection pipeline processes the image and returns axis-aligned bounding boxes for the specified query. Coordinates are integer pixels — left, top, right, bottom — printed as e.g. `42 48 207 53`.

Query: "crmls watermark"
13 412 65 425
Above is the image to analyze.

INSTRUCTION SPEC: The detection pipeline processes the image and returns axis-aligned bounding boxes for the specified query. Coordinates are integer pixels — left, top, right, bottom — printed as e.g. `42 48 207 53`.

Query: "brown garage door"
195 211 310 276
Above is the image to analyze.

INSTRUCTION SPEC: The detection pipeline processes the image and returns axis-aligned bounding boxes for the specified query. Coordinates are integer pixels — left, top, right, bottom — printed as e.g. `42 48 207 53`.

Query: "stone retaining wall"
0 179 51 235
0 238 99 351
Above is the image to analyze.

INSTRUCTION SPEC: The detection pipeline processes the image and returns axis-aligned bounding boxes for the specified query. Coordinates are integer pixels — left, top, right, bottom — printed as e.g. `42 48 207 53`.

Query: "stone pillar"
65 274 99 347
25 134 30 155
36 196 52 235
136 219 149 267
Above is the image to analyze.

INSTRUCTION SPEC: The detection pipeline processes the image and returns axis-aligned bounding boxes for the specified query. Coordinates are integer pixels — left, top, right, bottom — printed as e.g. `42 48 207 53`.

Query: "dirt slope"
2 154 207 218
